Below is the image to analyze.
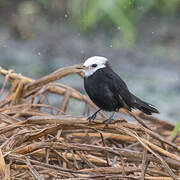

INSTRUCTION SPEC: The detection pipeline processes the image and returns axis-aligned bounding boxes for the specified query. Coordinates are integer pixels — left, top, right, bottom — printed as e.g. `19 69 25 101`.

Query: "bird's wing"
103 69 132 110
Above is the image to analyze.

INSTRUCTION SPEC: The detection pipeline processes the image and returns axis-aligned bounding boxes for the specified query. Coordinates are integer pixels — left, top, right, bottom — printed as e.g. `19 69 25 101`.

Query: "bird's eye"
91 64 97 68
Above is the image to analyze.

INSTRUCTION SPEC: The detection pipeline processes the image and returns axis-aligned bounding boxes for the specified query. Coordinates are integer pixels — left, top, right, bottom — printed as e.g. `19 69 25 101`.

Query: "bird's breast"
84 72 118 111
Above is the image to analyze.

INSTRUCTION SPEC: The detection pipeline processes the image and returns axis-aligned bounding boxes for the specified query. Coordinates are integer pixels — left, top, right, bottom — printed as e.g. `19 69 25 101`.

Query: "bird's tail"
131 94 159 115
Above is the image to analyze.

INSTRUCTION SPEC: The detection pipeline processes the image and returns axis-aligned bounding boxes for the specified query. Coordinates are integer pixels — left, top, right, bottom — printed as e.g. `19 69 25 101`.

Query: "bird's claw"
103 118 114 125
87 114 97 123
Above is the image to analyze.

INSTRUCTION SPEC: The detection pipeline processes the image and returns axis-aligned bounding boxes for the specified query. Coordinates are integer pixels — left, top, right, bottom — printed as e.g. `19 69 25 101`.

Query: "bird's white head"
78 56 108 77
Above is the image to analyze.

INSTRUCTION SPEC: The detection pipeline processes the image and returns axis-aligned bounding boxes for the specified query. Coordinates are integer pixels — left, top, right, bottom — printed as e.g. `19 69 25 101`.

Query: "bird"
77 56 159 124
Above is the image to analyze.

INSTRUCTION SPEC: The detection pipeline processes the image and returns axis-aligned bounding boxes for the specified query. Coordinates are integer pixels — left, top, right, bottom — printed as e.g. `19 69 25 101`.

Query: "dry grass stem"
0 66 179 179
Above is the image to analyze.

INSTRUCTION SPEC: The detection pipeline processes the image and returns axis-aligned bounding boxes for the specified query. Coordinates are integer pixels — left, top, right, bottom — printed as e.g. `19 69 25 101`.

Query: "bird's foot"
103 117 114 125
103 112 116 125
87 113 97 123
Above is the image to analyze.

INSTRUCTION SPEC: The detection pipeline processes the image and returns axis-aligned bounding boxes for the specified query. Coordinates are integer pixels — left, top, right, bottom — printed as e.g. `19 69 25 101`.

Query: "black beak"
76 66 83 69
76 66 88 70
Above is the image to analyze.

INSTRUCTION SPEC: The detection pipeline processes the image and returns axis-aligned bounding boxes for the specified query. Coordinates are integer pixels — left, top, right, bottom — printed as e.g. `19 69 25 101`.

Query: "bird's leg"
103 112 116 125
88 108 102 123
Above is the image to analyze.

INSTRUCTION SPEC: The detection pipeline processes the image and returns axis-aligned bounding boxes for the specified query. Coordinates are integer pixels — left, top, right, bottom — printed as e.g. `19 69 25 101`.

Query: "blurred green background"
0 0 180 122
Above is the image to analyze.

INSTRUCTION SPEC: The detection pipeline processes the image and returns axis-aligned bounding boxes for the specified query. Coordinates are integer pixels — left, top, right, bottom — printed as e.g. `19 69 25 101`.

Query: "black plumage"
78 58 159 123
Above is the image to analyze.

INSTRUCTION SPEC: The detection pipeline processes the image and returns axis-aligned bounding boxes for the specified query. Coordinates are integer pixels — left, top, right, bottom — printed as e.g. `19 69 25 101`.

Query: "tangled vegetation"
0 65 179 179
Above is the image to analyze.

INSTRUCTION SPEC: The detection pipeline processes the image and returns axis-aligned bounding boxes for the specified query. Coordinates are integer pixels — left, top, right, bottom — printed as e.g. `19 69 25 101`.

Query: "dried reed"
0 65 179 180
